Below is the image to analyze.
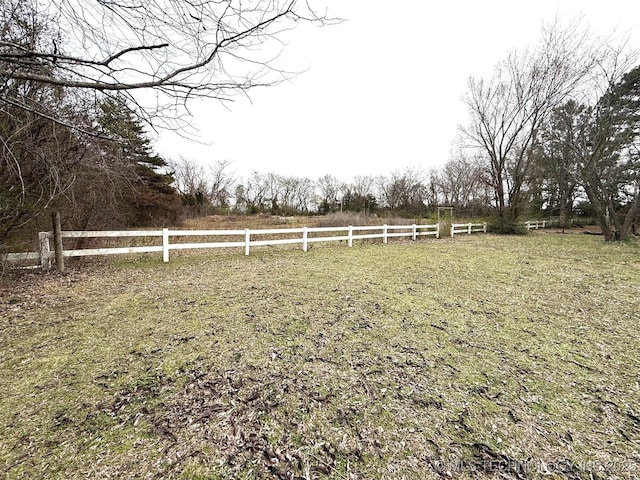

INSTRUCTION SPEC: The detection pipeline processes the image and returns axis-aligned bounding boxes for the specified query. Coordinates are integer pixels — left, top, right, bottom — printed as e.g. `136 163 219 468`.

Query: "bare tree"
316 174 341 213
209 159 236 209
378 167 427 212
168 157 210 215
282 176 315 214
263 173 283 213
424 169 442 207
294 177 316 213
235 171 269 213
436 153 489 214
352 175 377 199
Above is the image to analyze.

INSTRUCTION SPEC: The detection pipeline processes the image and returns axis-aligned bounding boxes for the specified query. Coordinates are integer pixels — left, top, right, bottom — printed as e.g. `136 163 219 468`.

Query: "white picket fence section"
450 222 487 236
3 223 440 268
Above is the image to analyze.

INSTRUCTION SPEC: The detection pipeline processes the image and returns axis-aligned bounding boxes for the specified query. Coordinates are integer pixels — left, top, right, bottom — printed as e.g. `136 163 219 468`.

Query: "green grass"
1 234 639 479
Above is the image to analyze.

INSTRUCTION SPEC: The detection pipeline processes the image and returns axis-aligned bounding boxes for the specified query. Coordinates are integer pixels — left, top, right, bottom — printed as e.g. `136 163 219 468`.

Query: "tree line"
169 158 492 218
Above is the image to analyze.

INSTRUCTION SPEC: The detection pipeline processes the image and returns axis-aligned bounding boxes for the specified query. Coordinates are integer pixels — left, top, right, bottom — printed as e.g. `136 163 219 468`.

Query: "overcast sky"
153 1 640 181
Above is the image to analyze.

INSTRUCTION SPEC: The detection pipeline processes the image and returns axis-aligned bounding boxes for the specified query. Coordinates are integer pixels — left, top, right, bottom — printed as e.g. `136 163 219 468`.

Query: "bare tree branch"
1 1 333 96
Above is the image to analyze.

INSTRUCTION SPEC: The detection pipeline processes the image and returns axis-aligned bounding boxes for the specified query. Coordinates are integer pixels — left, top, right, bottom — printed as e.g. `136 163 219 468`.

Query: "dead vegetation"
1 234 639 479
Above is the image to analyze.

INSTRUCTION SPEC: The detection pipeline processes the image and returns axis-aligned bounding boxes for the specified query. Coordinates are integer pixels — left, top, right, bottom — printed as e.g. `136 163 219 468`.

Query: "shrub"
487 217 529 235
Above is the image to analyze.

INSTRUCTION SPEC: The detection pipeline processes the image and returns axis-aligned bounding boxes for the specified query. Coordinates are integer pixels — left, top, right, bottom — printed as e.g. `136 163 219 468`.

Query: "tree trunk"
558 193 573 228
583 180 616 241
618 193 639 241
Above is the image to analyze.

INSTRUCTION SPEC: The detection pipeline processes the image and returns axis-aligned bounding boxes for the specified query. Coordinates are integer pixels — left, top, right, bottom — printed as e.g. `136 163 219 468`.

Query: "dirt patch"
533 224 602 235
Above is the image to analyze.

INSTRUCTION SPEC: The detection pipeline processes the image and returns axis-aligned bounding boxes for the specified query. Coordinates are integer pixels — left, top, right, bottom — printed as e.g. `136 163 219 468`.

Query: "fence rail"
3 223 440 268
451 222 487 236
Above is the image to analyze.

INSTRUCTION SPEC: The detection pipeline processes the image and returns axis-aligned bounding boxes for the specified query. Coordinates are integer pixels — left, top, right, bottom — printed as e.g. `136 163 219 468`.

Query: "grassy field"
1 234 639 479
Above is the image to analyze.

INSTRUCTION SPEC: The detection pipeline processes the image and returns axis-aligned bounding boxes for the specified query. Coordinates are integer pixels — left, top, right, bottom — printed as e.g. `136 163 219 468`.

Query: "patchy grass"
1 234 639 479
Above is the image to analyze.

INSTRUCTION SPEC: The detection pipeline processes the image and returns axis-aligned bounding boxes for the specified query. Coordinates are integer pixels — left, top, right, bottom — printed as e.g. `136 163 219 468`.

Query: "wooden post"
244 229 251 256
412 224 417 241
348 225 353 247
51 211 64 272
383 224 388 244
39 232 52 270
436 223 440 239
162 228 169 262
483 222 487 233
468 223 472 234
302 227 308 252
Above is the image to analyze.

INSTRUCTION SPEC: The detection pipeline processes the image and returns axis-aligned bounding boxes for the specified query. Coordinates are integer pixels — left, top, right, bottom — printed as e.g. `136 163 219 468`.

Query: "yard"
1 234 639 479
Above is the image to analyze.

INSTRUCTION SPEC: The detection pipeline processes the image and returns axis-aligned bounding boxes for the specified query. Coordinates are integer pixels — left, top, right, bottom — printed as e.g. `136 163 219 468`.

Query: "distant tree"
352 175 377 199
316 174 341 213
209 160 236 210
234 171 268 214
169 157 211 216
264 173 283 214
434 154 489 215
292 177 316 214
343 175 378 215
341 189 378 214
378 167 427 214
531 57 639 241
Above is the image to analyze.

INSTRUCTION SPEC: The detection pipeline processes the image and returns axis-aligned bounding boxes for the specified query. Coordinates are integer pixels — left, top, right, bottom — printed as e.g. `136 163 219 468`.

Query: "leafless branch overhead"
0 0 333 103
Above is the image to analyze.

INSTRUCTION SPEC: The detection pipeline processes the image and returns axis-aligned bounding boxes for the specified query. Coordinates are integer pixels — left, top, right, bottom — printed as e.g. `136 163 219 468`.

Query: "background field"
1 234 639 479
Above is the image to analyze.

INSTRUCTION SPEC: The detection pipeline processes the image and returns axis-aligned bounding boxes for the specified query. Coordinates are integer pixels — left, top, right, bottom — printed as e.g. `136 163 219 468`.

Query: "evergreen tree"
96 97 180 226
535 65 640 240
535 101 584 226
578 65 640 240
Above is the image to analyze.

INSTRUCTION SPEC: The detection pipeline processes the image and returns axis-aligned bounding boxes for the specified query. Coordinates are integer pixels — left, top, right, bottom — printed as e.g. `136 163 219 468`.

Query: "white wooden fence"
3 223 440 268
450 222 487 236
452 220 559 235
525 220 547 230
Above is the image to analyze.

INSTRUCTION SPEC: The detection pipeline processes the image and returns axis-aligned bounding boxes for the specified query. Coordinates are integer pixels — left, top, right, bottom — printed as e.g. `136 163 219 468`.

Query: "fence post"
348 225 353 247
451 224 454 237
244 229 251 256
542 220 546 229
51 211 64 272
483 222 487 233
302 227 308 252
412 224 417 241
436 223 440 239
162 228 169 262
39 232 51 270
525 221 531 230
468 223 472 234
383 224 388 244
